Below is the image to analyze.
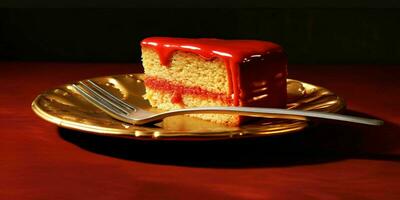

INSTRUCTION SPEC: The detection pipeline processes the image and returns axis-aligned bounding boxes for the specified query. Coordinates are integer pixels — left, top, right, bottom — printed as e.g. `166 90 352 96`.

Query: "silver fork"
72 80 383 126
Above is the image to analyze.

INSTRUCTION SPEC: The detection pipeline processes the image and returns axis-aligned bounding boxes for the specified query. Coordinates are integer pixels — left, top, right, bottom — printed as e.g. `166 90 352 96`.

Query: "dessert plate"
32 74 345 141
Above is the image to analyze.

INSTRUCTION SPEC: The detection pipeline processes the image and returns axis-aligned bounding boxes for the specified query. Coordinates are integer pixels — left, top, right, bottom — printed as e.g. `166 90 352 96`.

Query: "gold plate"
32 74 345 140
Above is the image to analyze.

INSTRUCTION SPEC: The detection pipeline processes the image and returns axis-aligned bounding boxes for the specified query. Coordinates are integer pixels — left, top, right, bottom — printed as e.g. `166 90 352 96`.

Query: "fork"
72 80 383 126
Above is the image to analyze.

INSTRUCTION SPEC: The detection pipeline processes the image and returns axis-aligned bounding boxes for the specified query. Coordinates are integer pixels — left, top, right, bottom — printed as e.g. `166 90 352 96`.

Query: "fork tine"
72 84 132 123
86 80 136 111
78 81 131 115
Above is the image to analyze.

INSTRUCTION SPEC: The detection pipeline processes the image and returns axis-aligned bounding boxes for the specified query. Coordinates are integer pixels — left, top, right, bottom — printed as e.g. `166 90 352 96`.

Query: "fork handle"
144 107 383 126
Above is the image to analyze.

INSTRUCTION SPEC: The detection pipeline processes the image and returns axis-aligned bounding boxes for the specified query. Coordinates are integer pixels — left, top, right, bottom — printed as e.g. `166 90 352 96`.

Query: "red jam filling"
171 91 183 105
144 77 233 105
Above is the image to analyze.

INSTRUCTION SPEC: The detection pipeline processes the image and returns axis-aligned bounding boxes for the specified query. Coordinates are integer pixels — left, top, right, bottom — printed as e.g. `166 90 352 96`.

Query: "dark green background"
1 1 399 64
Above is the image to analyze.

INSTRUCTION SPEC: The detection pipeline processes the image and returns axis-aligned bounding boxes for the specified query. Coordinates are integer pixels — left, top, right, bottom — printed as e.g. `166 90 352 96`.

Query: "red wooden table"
1 61 399 199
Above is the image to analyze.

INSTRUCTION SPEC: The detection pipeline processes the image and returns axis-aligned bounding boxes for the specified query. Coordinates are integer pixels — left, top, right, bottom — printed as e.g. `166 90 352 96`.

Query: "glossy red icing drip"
141 37 283 106
144 77 233 105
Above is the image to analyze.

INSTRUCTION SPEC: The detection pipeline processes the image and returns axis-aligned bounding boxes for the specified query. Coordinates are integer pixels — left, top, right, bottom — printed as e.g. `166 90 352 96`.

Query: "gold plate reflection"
32 74 345 140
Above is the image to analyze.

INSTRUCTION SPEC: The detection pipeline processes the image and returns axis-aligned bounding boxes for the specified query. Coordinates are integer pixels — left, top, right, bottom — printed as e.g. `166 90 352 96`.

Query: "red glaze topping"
141 37 284 106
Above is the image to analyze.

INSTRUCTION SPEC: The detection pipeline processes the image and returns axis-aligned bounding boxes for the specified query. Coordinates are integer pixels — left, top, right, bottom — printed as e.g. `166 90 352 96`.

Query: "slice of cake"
141 37 287 126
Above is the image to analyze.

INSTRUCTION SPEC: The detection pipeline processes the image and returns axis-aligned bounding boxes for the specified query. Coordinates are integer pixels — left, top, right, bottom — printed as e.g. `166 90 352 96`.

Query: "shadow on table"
58 110 400 168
